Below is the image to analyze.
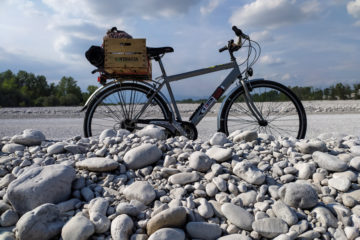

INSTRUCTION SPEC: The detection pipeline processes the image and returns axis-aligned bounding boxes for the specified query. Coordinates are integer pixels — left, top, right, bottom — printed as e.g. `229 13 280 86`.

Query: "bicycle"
82 26 307 140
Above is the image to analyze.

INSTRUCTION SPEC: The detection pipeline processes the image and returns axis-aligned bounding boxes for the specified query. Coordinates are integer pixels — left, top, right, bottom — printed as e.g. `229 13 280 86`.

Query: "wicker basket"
103 38 151 79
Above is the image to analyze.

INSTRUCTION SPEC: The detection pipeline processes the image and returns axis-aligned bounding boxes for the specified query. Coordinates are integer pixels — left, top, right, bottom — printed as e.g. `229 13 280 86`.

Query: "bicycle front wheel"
219 80 307 139
84 82 171 137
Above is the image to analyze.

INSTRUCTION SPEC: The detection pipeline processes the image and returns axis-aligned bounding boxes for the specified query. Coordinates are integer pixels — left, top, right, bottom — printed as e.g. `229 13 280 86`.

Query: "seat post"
156 57 167 77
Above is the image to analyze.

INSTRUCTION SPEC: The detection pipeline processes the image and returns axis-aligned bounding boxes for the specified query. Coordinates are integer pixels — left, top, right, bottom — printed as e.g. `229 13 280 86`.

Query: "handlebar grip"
232 26 249 40
219 46 228 52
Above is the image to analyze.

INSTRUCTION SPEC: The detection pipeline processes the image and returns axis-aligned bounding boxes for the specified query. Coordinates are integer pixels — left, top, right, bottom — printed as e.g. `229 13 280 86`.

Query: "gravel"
0 126 359 239
0 101 360 239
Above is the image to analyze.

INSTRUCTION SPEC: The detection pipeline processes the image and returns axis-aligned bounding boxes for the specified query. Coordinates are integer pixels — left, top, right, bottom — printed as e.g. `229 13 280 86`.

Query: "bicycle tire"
83 82 171 137
219 79 307 139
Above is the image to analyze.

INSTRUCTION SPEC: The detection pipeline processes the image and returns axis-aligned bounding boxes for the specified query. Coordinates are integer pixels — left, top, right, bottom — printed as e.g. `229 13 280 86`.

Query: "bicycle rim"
221 80 306 139
84 82 171 137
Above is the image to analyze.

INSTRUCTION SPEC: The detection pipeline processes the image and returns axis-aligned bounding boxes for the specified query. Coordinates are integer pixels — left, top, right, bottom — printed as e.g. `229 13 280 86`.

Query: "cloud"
259 55 284 65
229 0 321 29
42 0 201 21
347 0 360 23
250 30 274 42
200 0 223 15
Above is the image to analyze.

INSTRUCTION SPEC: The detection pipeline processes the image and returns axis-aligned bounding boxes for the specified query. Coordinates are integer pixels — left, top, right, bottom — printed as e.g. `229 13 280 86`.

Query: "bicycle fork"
240 78 268 126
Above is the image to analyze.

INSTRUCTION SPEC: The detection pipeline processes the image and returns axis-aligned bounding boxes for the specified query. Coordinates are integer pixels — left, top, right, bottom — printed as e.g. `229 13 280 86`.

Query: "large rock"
233 161 265 185
11 129 45 146
123 144 162 169
7 164 76 214
75 158 119 172
185 222 222 240
147 206 187 235
278 183 318 209
61 213 95 240
123 181 156 205
221 203 254 231
252 218 288 238
16 203 64 240
148 228 185 240
312 151 348 172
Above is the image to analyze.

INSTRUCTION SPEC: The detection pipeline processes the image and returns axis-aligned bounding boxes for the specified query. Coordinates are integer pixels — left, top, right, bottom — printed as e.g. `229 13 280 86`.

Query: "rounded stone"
252 218 288 238
233 161 265 185
75 157 119 172
16 203 64 240
206 147 232 162
1 143 25 154
210 132 228 146
278 183 318 209
7 164 76 214
328 177 351 192
188 151 212 172
185 222 222 240
168 172 199 185
123 181 156 205
295 140 327 154
99 129 116 142
221 203 254 231
147 207 187 235
111 214 134 240
312 151 348 172
136 125 166 140
11 129 46 146
124 144 162 170
61 213 95 240
148 228 185 240
233 130 258 142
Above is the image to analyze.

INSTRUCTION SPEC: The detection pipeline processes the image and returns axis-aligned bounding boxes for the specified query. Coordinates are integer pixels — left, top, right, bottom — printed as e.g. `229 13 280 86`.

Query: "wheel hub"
259 120 268 127
120 119 136 132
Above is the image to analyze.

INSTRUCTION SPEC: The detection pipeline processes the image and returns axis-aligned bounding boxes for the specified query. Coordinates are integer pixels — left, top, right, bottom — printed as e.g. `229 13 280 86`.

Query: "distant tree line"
1 70 360 107
0 70 97 107
177 83 360 103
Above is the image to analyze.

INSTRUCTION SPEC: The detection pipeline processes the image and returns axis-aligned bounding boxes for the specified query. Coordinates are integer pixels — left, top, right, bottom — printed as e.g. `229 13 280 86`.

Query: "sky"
1 0 360 99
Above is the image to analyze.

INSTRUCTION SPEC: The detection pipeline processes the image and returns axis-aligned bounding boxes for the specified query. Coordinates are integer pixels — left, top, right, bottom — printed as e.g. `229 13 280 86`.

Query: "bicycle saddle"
147 47 174 57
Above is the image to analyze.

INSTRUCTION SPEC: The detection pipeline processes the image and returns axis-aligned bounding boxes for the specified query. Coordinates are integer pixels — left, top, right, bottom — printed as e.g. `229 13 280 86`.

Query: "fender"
80 80 173 115
217 78 264 131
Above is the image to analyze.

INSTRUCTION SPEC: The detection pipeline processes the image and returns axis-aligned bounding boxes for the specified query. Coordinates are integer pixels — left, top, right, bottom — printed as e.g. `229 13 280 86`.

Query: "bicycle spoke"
222 81 306 139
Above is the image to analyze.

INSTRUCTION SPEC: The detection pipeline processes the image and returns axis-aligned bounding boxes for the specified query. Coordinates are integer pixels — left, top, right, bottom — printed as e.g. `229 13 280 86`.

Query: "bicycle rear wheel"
83 82 171 137
219 80 307 139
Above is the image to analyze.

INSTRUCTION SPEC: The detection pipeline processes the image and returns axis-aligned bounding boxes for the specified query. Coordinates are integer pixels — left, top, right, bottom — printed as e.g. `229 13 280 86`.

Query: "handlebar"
218 26 250 53
232 26 249 40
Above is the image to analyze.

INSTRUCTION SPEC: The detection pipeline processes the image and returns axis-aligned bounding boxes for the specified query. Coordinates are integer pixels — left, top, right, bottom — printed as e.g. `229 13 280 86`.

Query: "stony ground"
0 125 360 240
1 100 360 140
1 101 360 119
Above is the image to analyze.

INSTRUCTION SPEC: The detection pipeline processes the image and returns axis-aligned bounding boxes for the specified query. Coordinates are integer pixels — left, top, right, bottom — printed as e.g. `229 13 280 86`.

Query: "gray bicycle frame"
134 57 265 127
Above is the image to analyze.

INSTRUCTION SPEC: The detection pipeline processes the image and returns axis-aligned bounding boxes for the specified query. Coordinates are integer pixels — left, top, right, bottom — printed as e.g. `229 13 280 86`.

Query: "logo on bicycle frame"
201 97 216 114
